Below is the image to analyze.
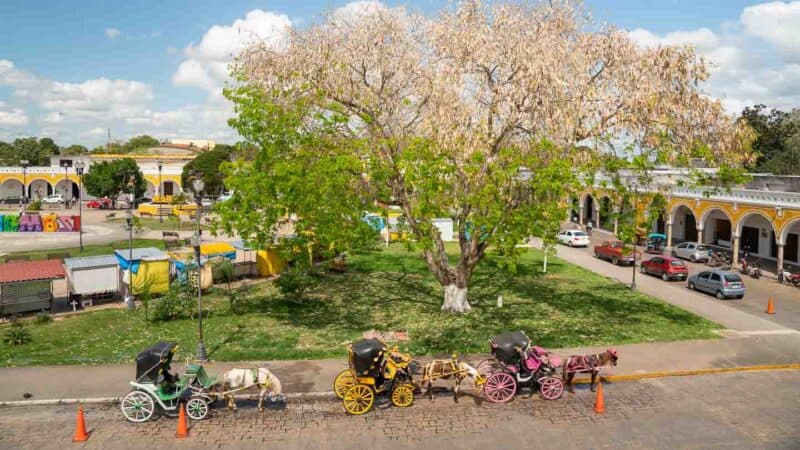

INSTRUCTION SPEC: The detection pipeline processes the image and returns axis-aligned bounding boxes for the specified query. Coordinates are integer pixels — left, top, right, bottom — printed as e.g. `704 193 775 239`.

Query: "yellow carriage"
333 339 416 415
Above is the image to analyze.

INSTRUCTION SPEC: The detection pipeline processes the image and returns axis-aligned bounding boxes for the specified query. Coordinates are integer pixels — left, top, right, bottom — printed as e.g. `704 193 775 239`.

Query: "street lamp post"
157 160 163 223
630 183 639 290
20 159 29 212
75 161 85 251
61 162 70 209
124 203 135 310
192 178 207 362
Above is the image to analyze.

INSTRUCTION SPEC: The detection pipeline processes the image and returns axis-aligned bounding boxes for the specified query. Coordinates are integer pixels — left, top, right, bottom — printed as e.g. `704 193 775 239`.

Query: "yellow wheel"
333 369 356 399
391 383 414 408
343 384 374 415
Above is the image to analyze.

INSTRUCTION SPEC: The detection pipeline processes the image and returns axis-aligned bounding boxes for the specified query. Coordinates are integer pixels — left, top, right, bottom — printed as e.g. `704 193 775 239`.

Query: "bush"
34 312 52 325
27 199 42 211
150 282 195 322
3 322 32 346
274 266 322 303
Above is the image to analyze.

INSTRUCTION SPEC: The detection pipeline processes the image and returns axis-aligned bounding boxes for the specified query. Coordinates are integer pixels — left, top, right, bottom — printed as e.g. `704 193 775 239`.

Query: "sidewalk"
2 334 799 403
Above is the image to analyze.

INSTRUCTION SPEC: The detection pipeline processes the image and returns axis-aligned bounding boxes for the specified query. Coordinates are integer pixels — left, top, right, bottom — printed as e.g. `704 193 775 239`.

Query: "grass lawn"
106 217 207 232
0 245 720 366
3 239 166 261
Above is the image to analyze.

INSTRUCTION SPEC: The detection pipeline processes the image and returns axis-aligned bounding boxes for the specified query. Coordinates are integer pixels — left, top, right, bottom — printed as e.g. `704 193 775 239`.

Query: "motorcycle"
740 256 762 279
777 266 800 287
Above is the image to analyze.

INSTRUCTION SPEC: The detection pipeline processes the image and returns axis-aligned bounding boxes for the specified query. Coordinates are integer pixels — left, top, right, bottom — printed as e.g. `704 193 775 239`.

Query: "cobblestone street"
2 370 798 449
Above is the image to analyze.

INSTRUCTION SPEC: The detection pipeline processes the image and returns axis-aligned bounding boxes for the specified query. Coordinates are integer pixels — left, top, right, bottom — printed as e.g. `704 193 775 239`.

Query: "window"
573 231 587 237
678 243 687 248
697 245 710 252
652 258 663 264
711 273 721 282
723 274 742 282
687 244 695 249
699 272 710 279
670 260 685 266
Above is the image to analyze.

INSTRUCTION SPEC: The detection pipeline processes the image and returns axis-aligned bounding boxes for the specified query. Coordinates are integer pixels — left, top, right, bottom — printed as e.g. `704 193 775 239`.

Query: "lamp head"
157 160 163 171
192 178 204 193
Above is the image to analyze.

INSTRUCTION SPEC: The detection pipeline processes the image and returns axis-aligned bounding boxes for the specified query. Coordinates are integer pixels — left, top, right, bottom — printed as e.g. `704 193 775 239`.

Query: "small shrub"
27 199 42 211
150 282 195 322
274 266 322 303
3 322 32 346
34 312 52 325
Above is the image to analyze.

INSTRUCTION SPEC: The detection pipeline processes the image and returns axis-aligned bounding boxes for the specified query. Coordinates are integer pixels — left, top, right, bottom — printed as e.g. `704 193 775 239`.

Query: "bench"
162 231 181 250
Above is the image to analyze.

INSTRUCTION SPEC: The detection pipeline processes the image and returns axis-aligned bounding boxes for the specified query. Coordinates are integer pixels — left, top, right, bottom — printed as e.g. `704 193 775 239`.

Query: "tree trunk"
442 284 470 313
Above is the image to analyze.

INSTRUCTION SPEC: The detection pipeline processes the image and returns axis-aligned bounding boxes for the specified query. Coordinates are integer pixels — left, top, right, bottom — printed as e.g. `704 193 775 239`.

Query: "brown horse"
421 358 484 401
562 349 618 393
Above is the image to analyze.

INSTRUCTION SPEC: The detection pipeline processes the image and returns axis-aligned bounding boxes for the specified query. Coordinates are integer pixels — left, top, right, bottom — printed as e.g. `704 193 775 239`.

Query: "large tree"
83 158 146 208
225 0 752 312
740 105 800 175
181 145 233 196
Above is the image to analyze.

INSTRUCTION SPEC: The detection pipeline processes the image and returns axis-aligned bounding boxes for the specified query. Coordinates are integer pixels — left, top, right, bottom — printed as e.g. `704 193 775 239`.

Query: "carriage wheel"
484 372 516 403
121 390 155 423
539 376 564 400
343 384 374 415
391 383 414 407
475 359 497 377
333 369 356 399
186 396 210 420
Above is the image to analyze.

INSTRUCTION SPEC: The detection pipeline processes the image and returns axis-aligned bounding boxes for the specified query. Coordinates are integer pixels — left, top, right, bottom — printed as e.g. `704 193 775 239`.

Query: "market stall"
114 248 171 297
0 259 65 315
63 255 120 306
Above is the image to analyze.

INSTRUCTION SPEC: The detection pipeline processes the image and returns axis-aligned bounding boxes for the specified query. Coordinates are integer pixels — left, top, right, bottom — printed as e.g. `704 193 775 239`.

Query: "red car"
640 256 688 281
593 241 641 265
86 197 112 209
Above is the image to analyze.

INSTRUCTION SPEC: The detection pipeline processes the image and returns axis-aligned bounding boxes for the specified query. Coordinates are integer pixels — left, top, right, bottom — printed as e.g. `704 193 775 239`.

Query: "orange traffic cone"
594 382 606 414
766 297 775 315
175 403 189 439
72 405 89 442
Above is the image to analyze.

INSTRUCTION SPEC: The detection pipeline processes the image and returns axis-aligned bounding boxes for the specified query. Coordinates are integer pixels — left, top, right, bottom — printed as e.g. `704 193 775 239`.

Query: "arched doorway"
670 205 696 243
582 194 595 225
55 179 78 200
700 208 733 247
0 179 24 199
599 196 613 231
28 179 53 199
162 181 177 197
781 218 800 266
647 194 667 234
736 212 777 258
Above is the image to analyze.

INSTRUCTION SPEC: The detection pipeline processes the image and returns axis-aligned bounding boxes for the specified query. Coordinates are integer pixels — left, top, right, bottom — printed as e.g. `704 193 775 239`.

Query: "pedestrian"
18 203 24 217
586 220 593 236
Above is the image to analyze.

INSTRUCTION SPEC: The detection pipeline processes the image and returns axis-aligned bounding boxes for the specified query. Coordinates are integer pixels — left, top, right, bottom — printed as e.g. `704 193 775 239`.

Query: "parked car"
672 242 713 263
86 197 113 209
557 230 590 247
594 241 641 265
640 256 688 281
1 196 25 204
42 194 65 204
687 270 744 299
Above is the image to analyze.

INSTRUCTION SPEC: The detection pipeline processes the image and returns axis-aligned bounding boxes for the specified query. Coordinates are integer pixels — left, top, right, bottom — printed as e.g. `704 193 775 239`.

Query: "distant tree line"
740 105 800 175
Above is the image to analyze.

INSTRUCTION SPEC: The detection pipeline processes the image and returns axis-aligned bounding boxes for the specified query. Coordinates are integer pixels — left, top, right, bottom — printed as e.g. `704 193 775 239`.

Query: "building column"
578 205 584 225
731 233 740 266
696 226 704 244
777 242 785 272
613 218 618 236
666 219 673 249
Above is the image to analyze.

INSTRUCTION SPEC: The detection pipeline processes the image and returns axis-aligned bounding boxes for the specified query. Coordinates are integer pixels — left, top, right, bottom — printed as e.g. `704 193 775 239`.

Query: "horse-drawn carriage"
121 342 284 422
476 331 564 403
120 342 217 422
333 338 417 415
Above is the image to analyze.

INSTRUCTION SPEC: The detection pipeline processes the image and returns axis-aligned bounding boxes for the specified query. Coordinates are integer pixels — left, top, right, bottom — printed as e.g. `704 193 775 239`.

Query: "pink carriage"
476 331 564 403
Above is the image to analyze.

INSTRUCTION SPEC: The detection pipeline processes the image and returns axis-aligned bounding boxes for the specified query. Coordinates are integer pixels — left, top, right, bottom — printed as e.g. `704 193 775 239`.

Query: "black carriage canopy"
491 331 531 364
135 341 178 383
349 338 387 376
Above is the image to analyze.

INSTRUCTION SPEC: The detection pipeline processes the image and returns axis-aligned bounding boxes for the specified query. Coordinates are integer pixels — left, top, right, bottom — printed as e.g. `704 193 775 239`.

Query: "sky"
0 0 798 147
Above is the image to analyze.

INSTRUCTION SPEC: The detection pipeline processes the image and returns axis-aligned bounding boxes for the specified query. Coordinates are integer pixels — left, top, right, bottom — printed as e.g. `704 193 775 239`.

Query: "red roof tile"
0 259 66 283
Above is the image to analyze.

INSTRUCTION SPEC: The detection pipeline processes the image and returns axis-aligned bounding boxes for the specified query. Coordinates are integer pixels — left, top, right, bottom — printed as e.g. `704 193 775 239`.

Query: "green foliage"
27 198 42 211
0 137 58 166
181 146 232 196
274 265 322 303
34 313 52 325
739 105 798 174
211 258 237 312
150 283 195 322
3 322 32 346
124 135 160 153
135 276 156 323
62 144 89 156
82 158 146 206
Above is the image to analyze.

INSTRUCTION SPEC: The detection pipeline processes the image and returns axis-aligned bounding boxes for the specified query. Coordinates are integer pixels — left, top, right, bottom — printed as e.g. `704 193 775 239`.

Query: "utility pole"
107 129 111 153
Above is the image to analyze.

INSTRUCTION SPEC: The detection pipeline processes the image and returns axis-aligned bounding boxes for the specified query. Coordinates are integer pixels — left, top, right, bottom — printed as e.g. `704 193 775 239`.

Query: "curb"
1 363 798 408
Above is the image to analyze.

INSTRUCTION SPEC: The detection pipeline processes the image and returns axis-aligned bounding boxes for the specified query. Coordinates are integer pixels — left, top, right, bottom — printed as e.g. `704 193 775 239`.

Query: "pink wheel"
484 372 516 403
539 376 564 400
475 359 497 377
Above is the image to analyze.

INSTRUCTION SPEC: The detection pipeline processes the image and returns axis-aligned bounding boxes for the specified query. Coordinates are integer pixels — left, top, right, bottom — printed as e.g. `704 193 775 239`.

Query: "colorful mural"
0 213 80 232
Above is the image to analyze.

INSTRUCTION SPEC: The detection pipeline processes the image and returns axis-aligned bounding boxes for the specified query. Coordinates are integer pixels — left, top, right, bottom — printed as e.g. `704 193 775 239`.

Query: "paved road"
550 229 800 332
1 370 798 449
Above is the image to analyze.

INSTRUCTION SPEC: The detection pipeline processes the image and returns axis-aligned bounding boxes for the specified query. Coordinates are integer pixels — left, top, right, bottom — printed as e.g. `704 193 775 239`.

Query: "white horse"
219 367 283 412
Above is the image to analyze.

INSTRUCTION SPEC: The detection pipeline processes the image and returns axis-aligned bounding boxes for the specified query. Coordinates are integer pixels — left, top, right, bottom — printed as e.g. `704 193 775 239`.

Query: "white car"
42 194 65 204
557 230 590 247
672 242 713 262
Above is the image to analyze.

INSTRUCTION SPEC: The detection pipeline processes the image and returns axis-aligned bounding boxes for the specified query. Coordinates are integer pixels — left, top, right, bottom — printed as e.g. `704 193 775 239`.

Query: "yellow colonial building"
0 143 204 201
575 169 800 272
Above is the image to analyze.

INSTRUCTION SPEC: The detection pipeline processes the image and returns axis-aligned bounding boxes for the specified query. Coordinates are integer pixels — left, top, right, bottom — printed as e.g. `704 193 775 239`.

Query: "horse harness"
565 354 602 373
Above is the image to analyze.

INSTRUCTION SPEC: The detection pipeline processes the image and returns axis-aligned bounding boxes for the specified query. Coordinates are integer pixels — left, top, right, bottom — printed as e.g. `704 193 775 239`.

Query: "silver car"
687 270 745 299
672 242 713 263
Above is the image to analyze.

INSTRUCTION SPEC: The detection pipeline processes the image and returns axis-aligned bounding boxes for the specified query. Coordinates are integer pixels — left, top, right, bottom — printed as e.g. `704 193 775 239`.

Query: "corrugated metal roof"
113 247 167 261
63 255 119 270
0 259 66 283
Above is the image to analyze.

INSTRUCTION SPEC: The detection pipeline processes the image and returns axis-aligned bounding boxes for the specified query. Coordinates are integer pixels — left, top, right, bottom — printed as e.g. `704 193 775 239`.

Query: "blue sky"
0 0 798 147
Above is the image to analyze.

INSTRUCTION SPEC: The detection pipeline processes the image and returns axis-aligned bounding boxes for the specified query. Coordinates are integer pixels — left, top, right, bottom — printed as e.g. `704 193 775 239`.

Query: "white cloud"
627 3 800 115
741 1 800 61
0 101 28 126
172 9 292 92
105 28 121 39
